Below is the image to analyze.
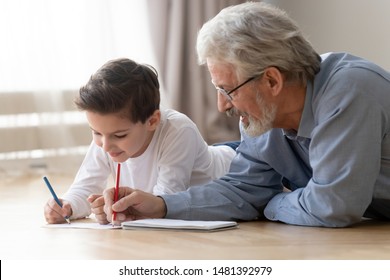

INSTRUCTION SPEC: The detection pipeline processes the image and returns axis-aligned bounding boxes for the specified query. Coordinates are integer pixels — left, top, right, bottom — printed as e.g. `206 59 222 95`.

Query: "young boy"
43 58 236 224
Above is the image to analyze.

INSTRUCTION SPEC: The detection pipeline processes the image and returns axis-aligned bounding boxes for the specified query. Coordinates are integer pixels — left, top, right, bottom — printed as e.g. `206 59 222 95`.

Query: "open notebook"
44 218 238 232
121 218 238 232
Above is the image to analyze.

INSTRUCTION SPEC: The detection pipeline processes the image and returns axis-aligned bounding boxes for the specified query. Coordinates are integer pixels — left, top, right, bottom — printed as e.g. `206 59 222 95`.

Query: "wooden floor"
1 173 390 260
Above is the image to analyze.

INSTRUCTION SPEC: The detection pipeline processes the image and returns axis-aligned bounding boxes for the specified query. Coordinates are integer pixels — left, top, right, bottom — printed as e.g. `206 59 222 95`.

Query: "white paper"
121 218 238 231
43 219 238 231
43 222 122 230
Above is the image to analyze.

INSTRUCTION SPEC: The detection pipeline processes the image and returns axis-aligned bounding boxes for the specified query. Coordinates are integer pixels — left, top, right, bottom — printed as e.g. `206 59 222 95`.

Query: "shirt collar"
282 80 315 140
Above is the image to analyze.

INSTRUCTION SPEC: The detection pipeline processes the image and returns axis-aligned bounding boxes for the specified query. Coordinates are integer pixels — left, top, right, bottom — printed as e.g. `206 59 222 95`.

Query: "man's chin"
242 123 271 138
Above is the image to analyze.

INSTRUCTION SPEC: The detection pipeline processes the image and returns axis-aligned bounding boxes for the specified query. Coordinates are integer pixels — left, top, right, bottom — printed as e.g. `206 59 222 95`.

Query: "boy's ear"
147 109 161 130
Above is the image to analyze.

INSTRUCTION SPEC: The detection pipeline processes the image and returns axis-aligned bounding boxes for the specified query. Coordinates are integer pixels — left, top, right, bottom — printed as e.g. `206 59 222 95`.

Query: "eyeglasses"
215 76 256 101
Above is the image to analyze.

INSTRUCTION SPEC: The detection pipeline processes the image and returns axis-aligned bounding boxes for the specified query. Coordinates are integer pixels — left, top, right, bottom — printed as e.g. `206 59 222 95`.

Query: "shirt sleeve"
264 68 384 227
62 142 112 219
161 133 283 220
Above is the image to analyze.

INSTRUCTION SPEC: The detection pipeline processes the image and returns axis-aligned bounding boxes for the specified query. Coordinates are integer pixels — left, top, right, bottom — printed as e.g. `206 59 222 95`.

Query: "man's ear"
263 67 283 96
147 109 161 131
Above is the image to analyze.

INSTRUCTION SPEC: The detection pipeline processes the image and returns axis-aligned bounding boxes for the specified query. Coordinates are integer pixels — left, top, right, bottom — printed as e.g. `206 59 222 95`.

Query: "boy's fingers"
103 188 115 203
103 188 115 219
87 194 102 203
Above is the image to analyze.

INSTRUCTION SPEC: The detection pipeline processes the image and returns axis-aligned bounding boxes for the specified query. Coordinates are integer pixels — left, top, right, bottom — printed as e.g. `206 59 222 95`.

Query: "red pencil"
112 163 121 224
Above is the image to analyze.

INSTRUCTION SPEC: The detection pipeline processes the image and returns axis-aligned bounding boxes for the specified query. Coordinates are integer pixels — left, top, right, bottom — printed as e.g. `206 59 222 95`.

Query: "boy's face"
86 111 158 162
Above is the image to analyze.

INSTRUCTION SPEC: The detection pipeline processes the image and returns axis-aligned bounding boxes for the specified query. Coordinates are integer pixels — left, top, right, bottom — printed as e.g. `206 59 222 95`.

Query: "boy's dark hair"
75 58 160 123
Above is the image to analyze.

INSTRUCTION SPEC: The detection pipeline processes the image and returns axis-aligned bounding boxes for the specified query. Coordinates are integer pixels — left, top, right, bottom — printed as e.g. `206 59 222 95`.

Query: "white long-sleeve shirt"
62 109 236 219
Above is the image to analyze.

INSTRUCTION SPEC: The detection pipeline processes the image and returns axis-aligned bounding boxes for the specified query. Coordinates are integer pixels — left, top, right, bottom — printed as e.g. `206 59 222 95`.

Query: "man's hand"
103 187 167 225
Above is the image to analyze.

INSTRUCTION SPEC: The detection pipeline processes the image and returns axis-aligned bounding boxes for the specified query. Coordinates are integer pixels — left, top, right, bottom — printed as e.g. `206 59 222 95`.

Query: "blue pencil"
43 176 71 224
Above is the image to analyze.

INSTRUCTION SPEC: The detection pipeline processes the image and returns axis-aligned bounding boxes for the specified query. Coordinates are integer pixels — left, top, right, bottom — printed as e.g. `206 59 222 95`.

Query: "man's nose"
217 92 233 113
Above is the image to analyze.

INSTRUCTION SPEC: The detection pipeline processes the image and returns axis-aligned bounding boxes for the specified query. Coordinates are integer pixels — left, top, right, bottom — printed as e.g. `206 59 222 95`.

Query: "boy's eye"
115 134 127 139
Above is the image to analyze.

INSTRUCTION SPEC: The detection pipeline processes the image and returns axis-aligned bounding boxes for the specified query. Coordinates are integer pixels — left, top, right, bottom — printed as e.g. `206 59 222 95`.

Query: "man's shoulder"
314 52 390 97
319 52 388 77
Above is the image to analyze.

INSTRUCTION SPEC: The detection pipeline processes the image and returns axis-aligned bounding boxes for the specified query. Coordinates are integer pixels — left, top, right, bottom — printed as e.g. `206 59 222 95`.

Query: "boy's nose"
99 137 112 152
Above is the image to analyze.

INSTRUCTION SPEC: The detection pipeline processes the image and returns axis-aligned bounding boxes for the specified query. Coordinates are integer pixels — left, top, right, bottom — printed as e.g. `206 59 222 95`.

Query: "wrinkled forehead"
207 59 238 85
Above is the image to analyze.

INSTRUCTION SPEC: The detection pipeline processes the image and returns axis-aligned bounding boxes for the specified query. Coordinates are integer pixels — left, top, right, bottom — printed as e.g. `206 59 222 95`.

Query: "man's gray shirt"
162 52 390 227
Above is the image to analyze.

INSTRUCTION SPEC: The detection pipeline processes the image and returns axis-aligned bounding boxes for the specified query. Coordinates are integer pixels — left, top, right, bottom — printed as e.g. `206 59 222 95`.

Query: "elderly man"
103 2 390 227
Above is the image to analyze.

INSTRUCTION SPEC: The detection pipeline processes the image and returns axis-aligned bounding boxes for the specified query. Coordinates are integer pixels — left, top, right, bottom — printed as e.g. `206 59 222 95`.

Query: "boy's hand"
88 194 109 225
44 198 72 224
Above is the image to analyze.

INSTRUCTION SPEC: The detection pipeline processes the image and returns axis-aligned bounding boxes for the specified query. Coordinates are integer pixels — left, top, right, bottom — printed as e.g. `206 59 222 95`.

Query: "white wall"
264 0 390 70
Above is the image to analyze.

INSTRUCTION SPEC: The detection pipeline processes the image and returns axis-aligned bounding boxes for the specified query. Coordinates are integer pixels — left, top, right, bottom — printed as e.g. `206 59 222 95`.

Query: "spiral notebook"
121 218 238 232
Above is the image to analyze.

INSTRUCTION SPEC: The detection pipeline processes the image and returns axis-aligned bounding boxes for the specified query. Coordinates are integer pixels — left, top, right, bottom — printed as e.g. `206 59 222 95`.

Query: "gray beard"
242 93 276 137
